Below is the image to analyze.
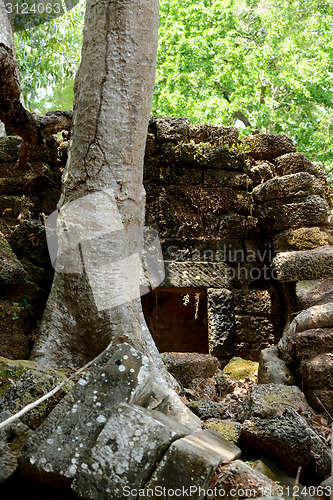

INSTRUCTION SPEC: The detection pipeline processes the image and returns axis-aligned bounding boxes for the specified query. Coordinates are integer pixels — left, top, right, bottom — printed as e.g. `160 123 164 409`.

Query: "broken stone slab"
162 261 231 288
296 279 333 309
252 172 324 203
258 346 297 385
273 246 333 282
0 357 73 428
18 344 199 489
278 302 333 366
242 133 296 161
206 459 281 499
71 402 191 500
204 419 242 444
155 117 189 143
275 152 320 177
274 227 333 252
240 407 331 483
0 411 33 483
144 429 241 499
207 288 234 359
242 384 313 421
0 232 27 285
161 352 219 387
256 195 331 232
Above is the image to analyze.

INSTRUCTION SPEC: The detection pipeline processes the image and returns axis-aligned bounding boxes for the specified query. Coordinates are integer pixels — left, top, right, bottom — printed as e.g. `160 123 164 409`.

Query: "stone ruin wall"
0 119 332 375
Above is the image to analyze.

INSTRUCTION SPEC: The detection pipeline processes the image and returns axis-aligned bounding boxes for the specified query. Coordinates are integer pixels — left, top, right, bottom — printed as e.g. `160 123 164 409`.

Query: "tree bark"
30 0 197 427
0 0 14 137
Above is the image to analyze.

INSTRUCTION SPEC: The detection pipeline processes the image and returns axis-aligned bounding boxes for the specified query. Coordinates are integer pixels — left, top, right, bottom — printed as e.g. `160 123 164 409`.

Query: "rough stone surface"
296 279 333 309
204 169 252 190
234 316 276 360
249 162 274 185
295 328 333 362
161 352 219 387
318 476 333 500
0 232 26 285
273 246 333 282
0 411 33 483
242 384 313 421
187 123 239 147
252 172 324 203
222 357 258 380
258 346 297 385
206 460 280 500
256 195 331 232
240 408 331 483
0 358 73 428
207 288 234 358
250 457 303 489
233 290 272 315
0 301 32 360
71 402 190 499
160 142 245 170
279 303 333 366
301 354 333 402
273 227 333 252
162 261 231 288
159 165 202 185
8 220 51 269
155 117 189 143
187 400 226 420
242 134 296 161
19 344 199 488
204 419 242 444
0 280 47 360
145 430 241 499
275 152 320 177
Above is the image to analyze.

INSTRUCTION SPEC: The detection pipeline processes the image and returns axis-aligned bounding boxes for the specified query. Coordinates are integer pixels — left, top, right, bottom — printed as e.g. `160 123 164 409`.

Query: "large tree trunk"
30 0 197 427
0 0 14 136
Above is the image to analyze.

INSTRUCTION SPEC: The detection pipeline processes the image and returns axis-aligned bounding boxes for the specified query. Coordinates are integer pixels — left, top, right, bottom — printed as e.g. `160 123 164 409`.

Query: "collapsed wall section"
0 120 332 366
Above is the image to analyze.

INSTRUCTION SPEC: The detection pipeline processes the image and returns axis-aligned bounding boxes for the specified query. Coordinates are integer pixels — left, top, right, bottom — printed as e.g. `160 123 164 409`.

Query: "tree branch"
0 42 73 167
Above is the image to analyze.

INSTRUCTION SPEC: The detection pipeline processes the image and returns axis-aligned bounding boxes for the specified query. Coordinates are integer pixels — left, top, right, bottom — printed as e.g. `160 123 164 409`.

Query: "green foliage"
14 0 333 178
22 295 31 310
154 0 333 177
14 0 85 113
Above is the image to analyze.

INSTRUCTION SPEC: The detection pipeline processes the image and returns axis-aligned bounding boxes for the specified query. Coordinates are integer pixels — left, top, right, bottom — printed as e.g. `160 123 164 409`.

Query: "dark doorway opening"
141 287 208 353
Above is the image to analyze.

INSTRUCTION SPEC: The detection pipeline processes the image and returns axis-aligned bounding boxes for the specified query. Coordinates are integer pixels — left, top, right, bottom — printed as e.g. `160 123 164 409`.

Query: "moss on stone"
222 356 258 380
0 357 74 428
204 419 242 443
273 227 333 252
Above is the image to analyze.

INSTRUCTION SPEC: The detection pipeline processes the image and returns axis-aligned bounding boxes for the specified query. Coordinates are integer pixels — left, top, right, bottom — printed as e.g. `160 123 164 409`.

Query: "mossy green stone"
222 356 258 380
